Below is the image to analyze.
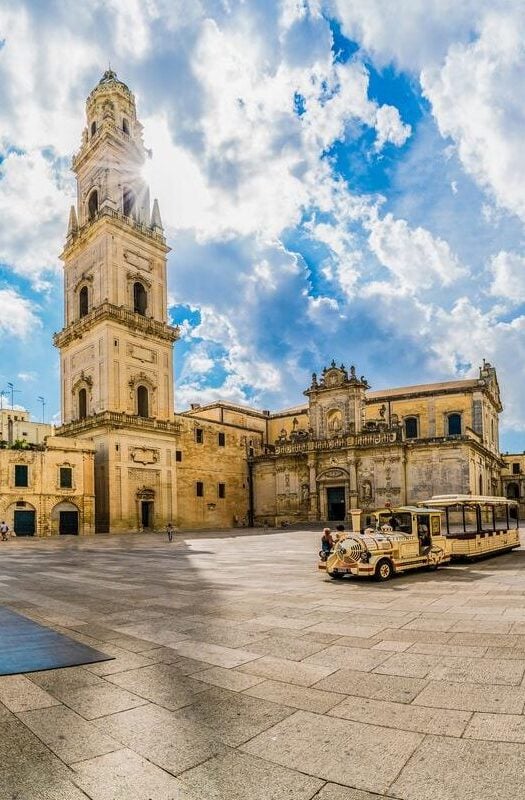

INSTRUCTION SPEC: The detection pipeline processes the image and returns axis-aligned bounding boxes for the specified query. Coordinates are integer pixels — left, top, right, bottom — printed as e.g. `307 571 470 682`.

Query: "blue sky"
1 1 525 451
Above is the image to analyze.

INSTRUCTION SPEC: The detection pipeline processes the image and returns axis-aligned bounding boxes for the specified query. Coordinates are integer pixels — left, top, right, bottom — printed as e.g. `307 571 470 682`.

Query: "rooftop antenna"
37 396 46 424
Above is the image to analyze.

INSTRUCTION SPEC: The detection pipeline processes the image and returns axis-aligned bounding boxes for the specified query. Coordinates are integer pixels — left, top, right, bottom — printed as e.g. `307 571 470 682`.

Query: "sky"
1 1 525 452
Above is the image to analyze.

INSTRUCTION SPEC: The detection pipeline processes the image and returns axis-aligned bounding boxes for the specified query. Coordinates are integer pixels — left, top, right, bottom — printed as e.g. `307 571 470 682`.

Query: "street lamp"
6 382 20 410
37 396 46 424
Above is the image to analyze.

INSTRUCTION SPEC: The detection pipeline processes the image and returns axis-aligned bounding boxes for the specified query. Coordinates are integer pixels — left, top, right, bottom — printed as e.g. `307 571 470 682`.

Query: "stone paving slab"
93 702 227 775
303 645 391 671
241 710 423 795
244 678 343 713
73 748 194 800
314 786 395 800
105 663 209 710
312 667 428 703
17 704 121 763
172 685 296 746
328 694 471 736
0 674 60 712
238 654 339 686
179 749 323 800
412 680 525 713
390 735 525 800
463 711 525 742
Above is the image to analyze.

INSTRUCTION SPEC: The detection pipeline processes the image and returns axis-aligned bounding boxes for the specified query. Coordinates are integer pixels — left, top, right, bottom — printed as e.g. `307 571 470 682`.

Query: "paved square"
1 528 525 798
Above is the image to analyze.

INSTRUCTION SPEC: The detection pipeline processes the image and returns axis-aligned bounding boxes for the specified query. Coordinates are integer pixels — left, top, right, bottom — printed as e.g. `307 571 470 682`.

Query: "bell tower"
55 69 178 422
54 70 179 532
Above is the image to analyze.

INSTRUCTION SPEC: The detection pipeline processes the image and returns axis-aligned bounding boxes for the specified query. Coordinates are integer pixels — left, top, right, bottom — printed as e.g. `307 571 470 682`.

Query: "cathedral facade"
47 71 508 534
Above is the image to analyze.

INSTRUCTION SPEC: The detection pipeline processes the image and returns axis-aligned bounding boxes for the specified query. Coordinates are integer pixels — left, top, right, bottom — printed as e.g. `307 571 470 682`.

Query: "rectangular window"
218 483 226 499
196 481 204 497
195 428 204 444
512 462 521 475
175 450 182 462
218 432 225 447
60 467 73 489
14 465 28 487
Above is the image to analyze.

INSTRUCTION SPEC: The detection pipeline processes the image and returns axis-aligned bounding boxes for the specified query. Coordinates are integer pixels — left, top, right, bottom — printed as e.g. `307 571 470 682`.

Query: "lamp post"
37 396 46 424
6 382 20 410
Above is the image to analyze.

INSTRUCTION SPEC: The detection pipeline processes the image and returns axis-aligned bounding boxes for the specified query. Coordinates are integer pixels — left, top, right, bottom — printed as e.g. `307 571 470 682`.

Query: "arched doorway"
137 487 155 530
52 501 80 535
9 503 37 536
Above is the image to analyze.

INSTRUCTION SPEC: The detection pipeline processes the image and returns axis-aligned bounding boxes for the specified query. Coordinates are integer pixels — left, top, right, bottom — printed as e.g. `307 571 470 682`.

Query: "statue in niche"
361 480 372 501
327 408 343 434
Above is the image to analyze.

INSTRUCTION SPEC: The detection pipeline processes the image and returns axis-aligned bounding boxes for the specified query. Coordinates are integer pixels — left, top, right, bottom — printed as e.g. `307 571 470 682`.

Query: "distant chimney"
190 403 201 410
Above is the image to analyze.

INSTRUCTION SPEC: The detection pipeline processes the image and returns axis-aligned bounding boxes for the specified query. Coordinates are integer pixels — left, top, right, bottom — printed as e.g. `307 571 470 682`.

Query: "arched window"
78 388 87 421
91 120 97 136
133 282 147 315
122 118 129 134
507 482 520 499
88 189 98 221
447 413 462 436
79 286 89 318
137 385 149 418
405 417 418 439
123 186 136 218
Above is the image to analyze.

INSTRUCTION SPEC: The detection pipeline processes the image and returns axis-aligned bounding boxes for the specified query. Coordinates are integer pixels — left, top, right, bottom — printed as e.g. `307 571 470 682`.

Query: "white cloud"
0 149 73 286
422 11 525 223
333 0 488 72
490 250 525 303
366 212 467 291
0 288 41 338
374 104 411 150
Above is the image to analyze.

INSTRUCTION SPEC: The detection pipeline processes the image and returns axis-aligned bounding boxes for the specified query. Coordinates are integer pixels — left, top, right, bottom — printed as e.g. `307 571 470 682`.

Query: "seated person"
417 521 430 549
334 523 345 541
388 514 400 530
320 527 334 558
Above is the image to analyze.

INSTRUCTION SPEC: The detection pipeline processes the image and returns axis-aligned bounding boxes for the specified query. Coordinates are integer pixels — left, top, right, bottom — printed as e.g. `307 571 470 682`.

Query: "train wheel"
375 559 393 581
329 572 344 580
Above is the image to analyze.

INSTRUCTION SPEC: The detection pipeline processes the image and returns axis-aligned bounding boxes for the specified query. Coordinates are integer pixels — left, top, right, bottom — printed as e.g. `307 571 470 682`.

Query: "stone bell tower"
54 70 180 532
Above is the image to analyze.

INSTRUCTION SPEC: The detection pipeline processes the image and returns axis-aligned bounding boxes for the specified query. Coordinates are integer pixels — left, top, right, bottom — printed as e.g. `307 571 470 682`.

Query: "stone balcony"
55 410 182 437
53 302 179 348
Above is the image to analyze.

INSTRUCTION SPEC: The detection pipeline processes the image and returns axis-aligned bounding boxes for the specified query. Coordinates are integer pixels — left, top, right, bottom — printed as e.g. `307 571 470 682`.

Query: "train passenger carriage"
421 495 520 560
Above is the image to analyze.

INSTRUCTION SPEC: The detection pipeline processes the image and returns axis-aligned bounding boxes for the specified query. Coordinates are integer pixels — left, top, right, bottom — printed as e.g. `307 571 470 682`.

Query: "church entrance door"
327 487 345 521
141 501 154 529
59 511 79 535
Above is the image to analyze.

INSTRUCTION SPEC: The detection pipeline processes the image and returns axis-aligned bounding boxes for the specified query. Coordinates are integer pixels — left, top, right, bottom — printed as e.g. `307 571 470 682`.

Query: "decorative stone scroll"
130 447 159 465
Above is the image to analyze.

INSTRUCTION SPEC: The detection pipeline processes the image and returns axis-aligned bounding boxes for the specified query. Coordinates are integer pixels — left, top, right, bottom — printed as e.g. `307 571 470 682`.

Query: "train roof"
421 494 517 507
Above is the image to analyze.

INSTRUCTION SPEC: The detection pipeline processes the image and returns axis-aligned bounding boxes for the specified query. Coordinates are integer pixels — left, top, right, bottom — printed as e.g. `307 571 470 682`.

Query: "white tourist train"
319 495 520 581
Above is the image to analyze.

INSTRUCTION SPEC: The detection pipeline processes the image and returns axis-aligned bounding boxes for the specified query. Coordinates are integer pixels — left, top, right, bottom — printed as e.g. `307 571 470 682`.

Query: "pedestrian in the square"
166 522 174 542
0 521 9 541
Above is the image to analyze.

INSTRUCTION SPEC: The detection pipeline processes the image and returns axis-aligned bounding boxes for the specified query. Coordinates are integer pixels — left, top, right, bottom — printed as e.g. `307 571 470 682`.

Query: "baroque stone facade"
248 359 504 525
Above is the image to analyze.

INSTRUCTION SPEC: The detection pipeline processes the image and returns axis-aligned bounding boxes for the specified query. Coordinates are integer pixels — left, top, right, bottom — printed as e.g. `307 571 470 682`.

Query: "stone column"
307 455 318 520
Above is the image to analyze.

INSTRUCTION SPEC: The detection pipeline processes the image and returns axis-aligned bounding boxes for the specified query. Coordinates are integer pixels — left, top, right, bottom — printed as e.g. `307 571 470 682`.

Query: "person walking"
166 522 174 542
0 521 9 541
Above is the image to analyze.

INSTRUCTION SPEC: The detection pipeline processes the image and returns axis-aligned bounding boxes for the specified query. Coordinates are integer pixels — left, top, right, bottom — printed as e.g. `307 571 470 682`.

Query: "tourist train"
319 495 520 581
